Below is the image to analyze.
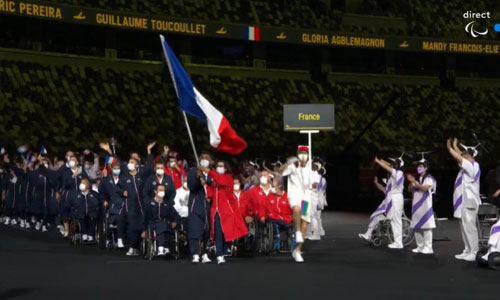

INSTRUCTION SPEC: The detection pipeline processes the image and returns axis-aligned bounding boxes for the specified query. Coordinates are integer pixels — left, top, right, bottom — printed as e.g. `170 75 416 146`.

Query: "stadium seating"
2 51 500 166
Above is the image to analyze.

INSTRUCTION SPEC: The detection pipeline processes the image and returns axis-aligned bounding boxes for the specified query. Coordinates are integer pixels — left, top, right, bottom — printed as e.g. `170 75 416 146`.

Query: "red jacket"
266 192 292 224
233 191 251 219
247 185 274 220
164 167 186 189
207 170 248 242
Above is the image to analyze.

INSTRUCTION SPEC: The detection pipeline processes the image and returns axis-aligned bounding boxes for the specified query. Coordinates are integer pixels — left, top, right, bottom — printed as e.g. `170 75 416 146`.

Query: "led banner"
1 0 499 55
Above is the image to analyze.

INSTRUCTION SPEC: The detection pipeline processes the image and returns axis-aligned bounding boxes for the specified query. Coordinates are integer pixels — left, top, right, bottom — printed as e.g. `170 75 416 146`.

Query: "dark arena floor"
1 212 499 300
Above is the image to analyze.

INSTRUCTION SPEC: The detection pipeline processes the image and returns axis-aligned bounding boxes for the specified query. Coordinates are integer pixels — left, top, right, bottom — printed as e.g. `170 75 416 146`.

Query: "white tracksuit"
410 174 436 251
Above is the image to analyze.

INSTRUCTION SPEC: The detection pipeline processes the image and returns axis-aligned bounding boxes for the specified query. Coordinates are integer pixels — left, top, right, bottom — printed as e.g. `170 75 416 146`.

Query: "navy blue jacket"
144 197 181 234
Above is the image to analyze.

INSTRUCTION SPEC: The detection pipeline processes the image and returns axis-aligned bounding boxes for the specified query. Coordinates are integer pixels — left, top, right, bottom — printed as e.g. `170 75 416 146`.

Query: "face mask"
200 159 210 168
84 164 91 169
183 182 188 189
69 161 76 168
298 154 308 162
169 162 176 168
417 167 426 174
156 169 165 176
127 163 136 171
234 184 240 191
260 176 268 185
66 156 71 162
79 183 86 191
11 177 17 184
271 187 277 194
43 163 49 169
92 185 99 193
112 169 121 176
216 167 225 174
157 191 165 198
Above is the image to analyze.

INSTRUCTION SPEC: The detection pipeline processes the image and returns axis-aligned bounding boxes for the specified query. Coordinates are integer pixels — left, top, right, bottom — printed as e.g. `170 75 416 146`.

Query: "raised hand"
147 141 157 154
100 142 112 154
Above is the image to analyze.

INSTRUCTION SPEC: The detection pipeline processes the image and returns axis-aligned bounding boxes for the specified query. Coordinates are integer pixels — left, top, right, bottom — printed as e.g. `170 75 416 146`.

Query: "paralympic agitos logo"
463 11 490 37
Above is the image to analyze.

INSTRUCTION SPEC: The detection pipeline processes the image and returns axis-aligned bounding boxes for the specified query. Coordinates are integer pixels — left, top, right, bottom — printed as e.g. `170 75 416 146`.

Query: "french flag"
244 26 260 41
160 35 247 155
105 156 117 165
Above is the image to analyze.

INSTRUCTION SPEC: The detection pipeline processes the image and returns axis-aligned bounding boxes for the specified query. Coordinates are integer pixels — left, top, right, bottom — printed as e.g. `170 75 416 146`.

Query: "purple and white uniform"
410 174 436 230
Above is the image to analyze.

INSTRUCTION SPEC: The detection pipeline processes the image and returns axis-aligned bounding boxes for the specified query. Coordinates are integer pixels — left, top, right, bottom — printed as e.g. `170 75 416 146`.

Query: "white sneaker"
217 256 226 264
455 251 470 260
192 255 200 263
164 248 170 255
3 217 10 225
87 236 94 242
358 233 370 242
24 221 31 229
295 231 304 244
307 234 321 241
158 246 166 256
63 231 69 238
292 249 304 263
117 238 125 248
201 253 211 264
20 220 25 228
421 247 434 255
42 225 48 232
31 216 36 223
35 222 41 231
463 253 476 262
388 243 403 249
481 253 489 261
10 218 17 226
126 248 139 256
412 247 423 253
82 234 88 241
58 225 65 236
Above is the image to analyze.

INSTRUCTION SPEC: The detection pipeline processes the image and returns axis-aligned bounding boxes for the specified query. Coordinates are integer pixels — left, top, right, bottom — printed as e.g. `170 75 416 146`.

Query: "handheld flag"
0 146 5 155
40 145 48 155
105 156 117 165
160 35 247 155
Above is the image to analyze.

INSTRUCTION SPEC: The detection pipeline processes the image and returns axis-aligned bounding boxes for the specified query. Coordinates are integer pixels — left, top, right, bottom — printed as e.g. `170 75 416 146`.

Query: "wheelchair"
96 210 119 250
476 249 500 270
476 202 499 248
140 225 182 260
67 218 81 246
370 214 414 247
271 221 295 253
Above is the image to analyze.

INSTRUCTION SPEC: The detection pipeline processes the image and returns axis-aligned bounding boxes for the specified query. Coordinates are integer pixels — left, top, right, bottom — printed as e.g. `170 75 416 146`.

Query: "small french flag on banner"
244 26 260 41
105 156 117 165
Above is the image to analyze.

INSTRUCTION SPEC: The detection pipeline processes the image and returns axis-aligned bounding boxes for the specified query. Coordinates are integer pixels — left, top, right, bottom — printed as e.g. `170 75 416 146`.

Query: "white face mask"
169 162 176 168
234 184 240 191
127 163 136 171
84 164 91 169
183 182 188 189
271 187 277 194
216 167 225 174
156 169 164 176
157 191 165 198
260 176 268 186
69 161 76 168
298 154 308 162
200 159 210 168
92 185 99 193
43 163 49 169
79 183 87 192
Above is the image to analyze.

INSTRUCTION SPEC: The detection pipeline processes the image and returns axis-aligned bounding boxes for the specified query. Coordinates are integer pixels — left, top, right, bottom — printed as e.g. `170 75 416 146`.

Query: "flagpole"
182 111 199 166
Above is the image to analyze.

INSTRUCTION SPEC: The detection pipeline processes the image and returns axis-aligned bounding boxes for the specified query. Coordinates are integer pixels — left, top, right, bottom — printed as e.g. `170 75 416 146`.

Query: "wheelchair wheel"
370 222 384 247
69 219 80 246
97 217 108 250
142 227 155 260
171 229 180 260
257 221 274 254
488 252 500 270
402 217 414 246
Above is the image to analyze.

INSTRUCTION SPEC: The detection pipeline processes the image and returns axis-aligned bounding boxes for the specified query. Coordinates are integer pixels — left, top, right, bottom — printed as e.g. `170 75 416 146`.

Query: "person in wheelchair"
143 184 181 256
267 184 293 250
68 178 101 243
406 159 436 254
359 176 388 242
98 163 126 248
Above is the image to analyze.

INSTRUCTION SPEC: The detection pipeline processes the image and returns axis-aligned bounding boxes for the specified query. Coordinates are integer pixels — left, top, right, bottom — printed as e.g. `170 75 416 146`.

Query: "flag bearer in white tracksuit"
447 138 481 262
374 156 405 249
406 159 436 254
358 176 389 242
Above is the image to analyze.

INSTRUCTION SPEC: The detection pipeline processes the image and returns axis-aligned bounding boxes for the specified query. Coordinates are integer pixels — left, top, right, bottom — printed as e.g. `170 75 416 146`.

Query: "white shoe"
35 222 41 231
295 231 304 244
20 220 25 228
217 256 226 264
31 216 36 223
421 247 434 255
412 247 423 253
358 233 370 242
463 253 476 262
82 234 88 241
24 221 31 229
63 231 69 238
117 238 125 248
481 253 489 261
164 248 170 255
10 218 17 226
455 251 470 260
201 253 211 263
307 234 321 241
158 246 166 256
388 243 403 249
126 248 139 256
87 236 94 242
42 225 48 232
58 225 65 236
292 249 304 263
3 217 10 225
192 255 200 263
